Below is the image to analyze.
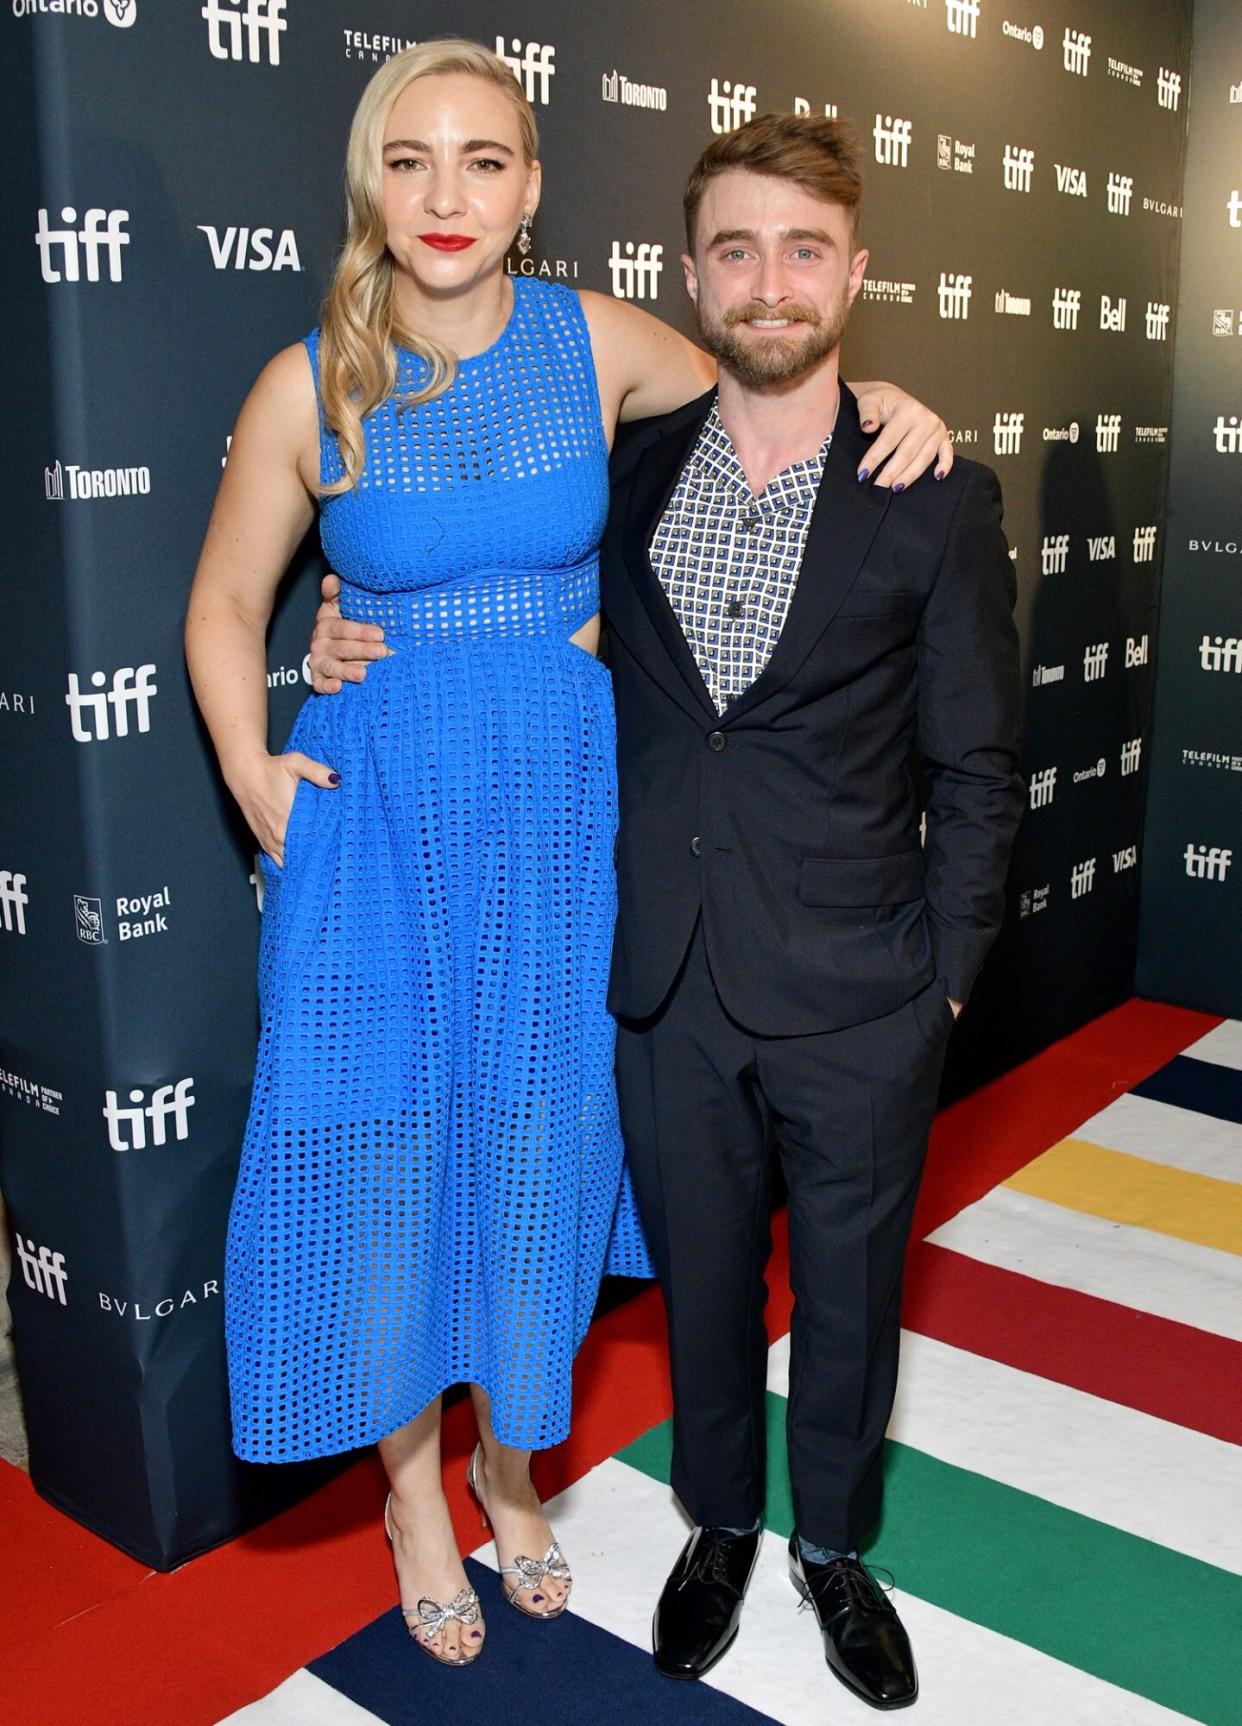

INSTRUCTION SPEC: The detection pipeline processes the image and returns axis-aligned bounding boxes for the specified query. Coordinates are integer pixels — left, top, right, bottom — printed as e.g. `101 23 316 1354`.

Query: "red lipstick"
419 233 477 251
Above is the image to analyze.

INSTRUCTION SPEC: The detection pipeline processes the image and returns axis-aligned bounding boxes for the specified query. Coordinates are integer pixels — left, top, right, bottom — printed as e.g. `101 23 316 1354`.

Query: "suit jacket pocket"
798 851 925 908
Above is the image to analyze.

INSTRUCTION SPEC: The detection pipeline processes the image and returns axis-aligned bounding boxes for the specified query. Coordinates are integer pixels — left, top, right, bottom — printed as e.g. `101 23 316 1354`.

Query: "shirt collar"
688 402 832 511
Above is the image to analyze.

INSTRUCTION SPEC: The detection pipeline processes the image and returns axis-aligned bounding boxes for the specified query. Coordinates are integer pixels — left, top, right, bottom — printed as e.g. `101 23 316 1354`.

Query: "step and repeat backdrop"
1138 0 1242 1019
0 0 1196 1564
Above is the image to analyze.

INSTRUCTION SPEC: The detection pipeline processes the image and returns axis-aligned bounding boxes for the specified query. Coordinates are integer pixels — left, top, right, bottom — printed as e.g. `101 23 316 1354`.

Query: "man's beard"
695 295 848 388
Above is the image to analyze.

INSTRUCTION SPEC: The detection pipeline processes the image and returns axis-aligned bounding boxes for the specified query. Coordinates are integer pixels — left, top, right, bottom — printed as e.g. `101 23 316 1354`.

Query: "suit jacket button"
690 835 701 857
707 731 727 751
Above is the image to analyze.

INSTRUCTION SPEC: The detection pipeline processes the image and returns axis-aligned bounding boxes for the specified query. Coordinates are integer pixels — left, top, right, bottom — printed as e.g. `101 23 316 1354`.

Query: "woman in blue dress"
186 39 950 1667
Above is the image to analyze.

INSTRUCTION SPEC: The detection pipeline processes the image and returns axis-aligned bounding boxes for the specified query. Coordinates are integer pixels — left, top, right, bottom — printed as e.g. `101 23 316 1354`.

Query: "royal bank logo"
99 1279 220 1322
1145 301 1171 340
103 1079 195 1151
1031 663 1064 687
1099 295 1126 333
74 895 106 945
1028 767 1057 808
1185 845 1233 882
202 0 286 65
1201 635 1242 673
1087 535 1115 561
44 459 150 501
13 0 136 24
873 115 913 167
708 78 757 134
1107 56 1143 87
937 272 972 318
1126 634 1150 667
1113 845 1138 873
945 0 980 37
1157 68 1182 109
35 207 128 283
1212 309 1237 337
1133 525 1158 562
1083 642 1109 681
992 412 1024 455
1095 413 1121 453
1214 414 1242 453
65 665 157 743
15 1236 68 1306
1070 857 1097 898
1052 288 1081 330
1018 883 1051 917
1003 145 1035 193
608 241 663 301
1107 173 1134 216
600 70 668 110
1120 738 1142 775
936 134 975 173
197 224 301 271
862 278 916 305
1055 164 1087 197
995 289 1031 317
1040 534 1069 575
1042 420 1080 443
1063 28 1091 75
496 37 556 104
0 1067 62 1116
116 885 172 941
0 871 29 936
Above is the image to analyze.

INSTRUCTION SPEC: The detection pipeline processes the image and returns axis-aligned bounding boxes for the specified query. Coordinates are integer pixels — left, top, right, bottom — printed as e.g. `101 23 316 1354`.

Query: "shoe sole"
651 1615 740 1682
788 1560 918 1711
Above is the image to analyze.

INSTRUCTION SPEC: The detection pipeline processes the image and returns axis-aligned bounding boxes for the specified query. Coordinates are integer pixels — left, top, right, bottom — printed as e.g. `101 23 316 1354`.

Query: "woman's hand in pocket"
230 751 340 867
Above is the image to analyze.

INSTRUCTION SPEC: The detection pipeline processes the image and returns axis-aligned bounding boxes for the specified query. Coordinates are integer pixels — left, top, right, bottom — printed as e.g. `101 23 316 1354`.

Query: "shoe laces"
799 1555 896 1616
686 1530 747 1591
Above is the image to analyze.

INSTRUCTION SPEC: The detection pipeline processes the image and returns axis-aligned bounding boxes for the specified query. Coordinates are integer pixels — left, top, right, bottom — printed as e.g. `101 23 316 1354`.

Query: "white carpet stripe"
926 1185 1242 1340
1183 1019 1242 1072
768 1329 1242 1572
215 1669 389 1726
1072 1092 1242 1183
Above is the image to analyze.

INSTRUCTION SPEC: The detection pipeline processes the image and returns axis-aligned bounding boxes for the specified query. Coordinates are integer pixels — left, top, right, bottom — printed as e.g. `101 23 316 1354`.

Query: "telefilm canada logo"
12 0 136 26
202 0 286 65
0 1066 62 1116
103 1079 195 1151
341 29 416 64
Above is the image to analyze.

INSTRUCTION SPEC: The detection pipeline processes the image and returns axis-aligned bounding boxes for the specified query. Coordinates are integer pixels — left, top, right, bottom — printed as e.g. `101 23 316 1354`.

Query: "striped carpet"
218 1018 1242 1726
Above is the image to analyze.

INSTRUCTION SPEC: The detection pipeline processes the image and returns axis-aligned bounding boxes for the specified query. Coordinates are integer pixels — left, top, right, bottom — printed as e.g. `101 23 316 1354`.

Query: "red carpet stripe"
902 1239 1242 1448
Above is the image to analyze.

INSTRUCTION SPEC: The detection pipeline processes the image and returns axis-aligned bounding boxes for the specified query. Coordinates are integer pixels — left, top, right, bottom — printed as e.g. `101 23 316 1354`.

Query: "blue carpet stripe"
308 1558 781 1725
1132 1056 1242 1128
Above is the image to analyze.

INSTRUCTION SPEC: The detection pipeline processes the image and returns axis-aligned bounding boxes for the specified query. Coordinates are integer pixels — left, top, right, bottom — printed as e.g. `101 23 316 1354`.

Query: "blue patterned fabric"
226 280 653 1464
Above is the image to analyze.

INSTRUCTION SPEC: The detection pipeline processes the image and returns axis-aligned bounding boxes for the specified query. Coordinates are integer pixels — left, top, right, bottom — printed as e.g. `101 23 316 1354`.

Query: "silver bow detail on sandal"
500 1543 573 1617
407 1587 484 1641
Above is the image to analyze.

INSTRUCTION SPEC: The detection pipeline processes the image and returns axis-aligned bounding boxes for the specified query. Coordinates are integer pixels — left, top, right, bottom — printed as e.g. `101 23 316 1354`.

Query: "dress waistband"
339 560 599 643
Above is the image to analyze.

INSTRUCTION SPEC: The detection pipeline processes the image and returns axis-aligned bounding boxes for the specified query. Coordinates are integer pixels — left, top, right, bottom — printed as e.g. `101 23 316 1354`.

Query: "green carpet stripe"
618 1398 1239 1726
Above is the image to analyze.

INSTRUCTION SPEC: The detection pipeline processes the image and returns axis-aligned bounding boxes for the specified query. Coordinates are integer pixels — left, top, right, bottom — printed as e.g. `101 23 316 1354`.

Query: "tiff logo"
993 412 1024 455
1083 642 1109 681
1099 295 1127 332
1157 68 1182 110
1052 287 1081 330
1229 191 1242 229
1003 145 1035 193
65 666 157 742
1185 844 1233 881
202 0 286 65
1071 857 1097 898
16 1236 68 1306
1126 634 1149 667
1214 415 1242 453
1120 738 1142 775
1146 301 1171 339
1063 28 1092 75
1133 525 1158 562
1201 635 1242 672
874 114 913 167
0 871 29 935
945 0 980 36
497 37 556 105
608 241 663 301
1029 767 1057 809
937 272 972 318
1096 413 1121 452
1107 173 1134 215
1088 535 1115 561
103 1079 196 1151
1041 534 1069 575
708 78 757 134
35 208 129 283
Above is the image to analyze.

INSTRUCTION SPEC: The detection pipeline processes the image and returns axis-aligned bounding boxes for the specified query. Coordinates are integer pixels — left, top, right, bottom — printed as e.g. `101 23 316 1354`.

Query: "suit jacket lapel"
722 384 892 725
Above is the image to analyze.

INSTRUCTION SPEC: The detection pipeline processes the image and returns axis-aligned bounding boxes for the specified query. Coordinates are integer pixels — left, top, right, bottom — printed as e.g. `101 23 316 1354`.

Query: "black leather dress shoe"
788 1533 918 1709
652 1525 762 1680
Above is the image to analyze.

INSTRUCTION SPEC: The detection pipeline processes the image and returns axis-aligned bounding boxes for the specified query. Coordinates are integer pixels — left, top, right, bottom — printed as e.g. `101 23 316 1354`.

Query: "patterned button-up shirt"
649 403 831 714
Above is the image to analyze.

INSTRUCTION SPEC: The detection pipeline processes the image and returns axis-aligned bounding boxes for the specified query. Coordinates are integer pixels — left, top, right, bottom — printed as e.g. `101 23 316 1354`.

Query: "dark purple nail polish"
934 467 946 481
532 1593 544 1603
328 771 341 786
857 468 870 483
861 418 876 430
892 482 905 494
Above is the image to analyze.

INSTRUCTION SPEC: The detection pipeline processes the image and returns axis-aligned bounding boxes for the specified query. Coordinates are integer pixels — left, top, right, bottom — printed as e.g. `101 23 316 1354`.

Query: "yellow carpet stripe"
1003 1138 1242 1258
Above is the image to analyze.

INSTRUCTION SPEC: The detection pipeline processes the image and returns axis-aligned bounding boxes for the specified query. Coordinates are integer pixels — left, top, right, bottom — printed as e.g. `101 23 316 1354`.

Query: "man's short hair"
683 112 864 254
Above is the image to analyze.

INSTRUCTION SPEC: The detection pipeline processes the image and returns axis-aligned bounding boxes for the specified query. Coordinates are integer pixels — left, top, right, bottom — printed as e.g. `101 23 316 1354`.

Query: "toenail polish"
532 1593 543 1603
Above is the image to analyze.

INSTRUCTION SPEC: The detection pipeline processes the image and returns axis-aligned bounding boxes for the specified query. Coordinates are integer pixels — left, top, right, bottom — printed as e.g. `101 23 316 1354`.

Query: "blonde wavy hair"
319 38 539 495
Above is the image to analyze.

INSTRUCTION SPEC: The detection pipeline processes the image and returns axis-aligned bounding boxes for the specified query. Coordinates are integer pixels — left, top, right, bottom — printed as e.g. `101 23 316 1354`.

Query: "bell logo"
1146 301 1171 340
1095 413 1122 452
1083 642 1109 681
992 412 1024 455
1185 845 1233 882
202 0 286 65
0 872 29 936
1107 173 1134 215
1126 634 1150 667
1052 287 1081 330
1070 857 1097 898
1099 295 1127 332
1157 68 1181 109
1133 525 1158 562
945 0 980 37
1214 415 1242 454
707 78 757 134
103 1079 196 1151
496 38 556 105
608 242 663 301
35 207 129 284
197 225 302 271
873 115 913 167
65 665 157 743
1200 636 1242 673
1120 739 1142 775
16 1236 68 1306
938 273 973 319
1063 28 1092 75
1040 535 1069 575
1029 767 1057 809
1003 145 1035 193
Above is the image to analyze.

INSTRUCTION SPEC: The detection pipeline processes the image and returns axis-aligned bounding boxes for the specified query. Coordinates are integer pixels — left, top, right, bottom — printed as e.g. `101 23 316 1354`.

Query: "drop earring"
517 213 533 257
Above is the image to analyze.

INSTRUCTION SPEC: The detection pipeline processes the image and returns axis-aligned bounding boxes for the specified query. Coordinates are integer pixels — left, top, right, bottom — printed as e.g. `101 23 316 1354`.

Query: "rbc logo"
36 208 129 284
202 0 286 65
103 1079 196 1151
65 665 157 743
74 895 107 945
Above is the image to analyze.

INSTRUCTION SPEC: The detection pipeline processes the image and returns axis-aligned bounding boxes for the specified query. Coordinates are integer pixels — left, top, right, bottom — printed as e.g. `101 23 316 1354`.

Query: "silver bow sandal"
466 1446 574 1619
384 1493 485 1665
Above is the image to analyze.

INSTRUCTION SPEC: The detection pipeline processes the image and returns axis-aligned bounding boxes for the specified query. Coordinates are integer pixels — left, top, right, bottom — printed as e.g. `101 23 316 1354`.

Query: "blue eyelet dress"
225 279 653 1463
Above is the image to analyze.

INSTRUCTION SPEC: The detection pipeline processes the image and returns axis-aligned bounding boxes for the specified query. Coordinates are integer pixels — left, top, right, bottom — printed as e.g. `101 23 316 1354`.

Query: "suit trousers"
614 919 953 1552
